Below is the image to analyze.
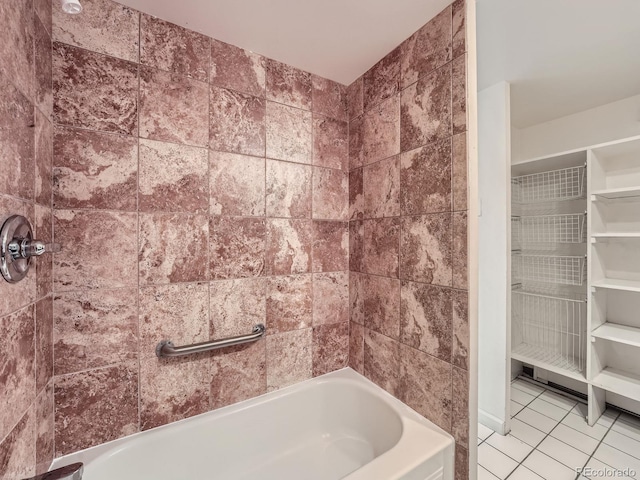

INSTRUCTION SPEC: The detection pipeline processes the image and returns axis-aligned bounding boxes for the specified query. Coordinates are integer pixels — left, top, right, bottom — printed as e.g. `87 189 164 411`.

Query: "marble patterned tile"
266 219 312 275
35 383 54 475
35 205 53 299
266 101 312 164
349 272 365 326
453 55 467 135
349 220 364 272
313 114 348 170
452 132 468 211
399 343 452 431
0 0 34 101
455 444 468 480
347 77 363 120
452 367 469 445
313 272 349 326
400 138 452 215
349 322 365 374
35 111 52 207
210 278 266 338
453 211 468 289
54 289 138 375
34 0 52 36
139 283 209 358
312 322 349 376
453 290 469 370
53 43 138 135
400 6 452 89
266 160 312 218
363 94 401 165
0 73 35 200
140 355 208 431
53 127 137 211
363 217 400 278
266 274 313 334
209 217 266 279
0 305 35 442
400 63 452 153
55 363 139 455
140 13 209 81
0 408 35 480
139 213 209 284
266 59 312 110
210 152 265 216
34 13 52 119
266 328 312 391
363 275 401 339
211 340 266 409
312 75 347 121
400 281 452 361
209 85 266 156
452 0 466 58
348 114 364 169
53 210 137 291
363 46 401 111
35 296 53 391
139 138 208 213
312 221 348 273
0 198 36 316
400 213 452 286
211 39 265 97
52 0 139 62
139 66 209 147
364 155 400 218
349 168 364 220
364 328 400 396
313 167 348 220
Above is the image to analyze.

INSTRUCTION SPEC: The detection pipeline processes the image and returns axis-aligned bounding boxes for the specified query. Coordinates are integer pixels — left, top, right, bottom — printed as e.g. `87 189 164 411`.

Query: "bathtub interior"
53 369 450 480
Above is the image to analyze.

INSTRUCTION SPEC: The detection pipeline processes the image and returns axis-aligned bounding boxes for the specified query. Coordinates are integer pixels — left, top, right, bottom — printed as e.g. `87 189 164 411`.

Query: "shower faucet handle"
1 215 62 284
19 239 62 258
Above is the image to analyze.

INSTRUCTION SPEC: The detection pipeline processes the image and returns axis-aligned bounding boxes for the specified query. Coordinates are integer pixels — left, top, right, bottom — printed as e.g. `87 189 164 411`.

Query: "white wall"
514 94 640 161
477 82 511 434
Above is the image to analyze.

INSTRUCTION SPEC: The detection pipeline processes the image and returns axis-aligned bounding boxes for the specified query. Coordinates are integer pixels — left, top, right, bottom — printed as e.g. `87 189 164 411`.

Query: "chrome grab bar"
155 324 266 358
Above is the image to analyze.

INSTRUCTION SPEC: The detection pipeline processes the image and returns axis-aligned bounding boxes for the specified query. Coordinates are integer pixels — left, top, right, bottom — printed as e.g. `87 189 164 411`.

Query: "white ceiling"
116 0 452 86
477 0 640 128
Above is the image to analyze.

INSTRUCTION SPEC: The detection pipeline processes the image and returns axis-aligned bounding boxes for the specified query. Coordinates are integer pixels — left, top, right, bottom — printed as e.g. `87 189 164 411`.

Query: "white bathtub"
52 368 454 480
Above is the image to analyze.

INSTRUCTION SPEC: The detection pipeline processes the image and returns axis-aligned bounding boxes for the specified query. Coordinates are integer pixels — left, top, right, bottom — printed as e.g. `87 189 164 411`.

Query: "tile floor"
478 379 640 479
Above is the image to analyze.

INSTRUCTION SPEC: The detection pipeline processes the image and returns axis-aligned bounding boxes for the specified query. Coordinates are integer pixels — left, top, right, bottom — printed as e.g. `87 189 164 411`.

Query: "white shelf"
592 186 640 200
592 279 640 293
592 232 640 239
512 343 586 382
592 368 640 401
592 323 640 348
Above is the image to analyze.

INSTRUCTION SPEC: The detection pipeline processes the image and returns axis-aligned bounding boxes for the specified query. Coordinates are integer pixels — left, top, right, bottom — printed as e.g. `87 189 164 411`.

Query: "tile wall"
0 0 55 477
347 2 471 479
1 0 470 477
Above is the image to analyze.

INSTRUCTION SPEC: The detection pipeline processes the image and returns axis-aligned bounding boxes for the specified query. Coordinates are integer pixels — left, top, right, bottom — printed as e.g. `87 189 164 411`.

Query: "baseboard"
478 409 507 435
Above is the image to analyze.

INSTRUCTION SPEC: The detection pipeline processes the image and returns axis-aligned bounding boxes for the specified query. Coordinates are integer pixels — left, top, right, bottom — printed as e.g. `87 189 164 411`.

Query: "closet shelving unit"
511 161 588 382
510 136 640 426
588 136 640 423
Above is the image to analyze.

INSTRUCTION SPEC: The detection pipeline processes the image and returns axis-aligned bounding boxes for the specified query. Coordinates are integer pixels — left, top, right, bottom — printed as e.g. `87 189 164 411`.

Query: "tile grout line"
502 397 576 479
573 410 621 480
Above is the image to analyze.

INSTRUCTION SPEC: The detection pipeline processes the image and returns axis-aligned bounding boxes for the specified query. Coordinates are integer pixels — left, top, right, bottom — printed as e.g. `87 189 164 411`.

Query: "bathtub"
51 368 454 480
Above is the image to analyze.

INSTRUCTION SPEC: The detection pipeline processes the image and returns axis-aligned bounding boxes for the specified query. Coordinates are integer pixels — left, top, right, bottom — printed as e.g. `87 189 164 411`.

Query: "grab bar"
155 324 266 358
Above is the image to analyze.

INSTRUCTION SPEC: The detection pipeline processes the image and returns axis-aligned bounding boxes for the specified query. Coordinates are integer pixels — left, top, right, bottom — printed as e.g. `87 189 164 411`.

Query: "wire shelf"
512 165 586 204
512 254 587 286
512 213 586 248
512 289 587 375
